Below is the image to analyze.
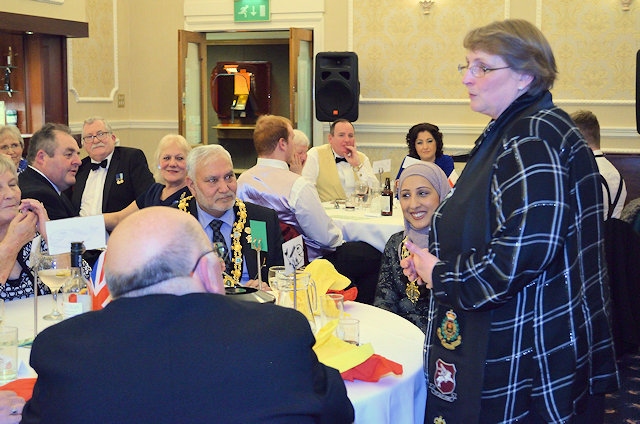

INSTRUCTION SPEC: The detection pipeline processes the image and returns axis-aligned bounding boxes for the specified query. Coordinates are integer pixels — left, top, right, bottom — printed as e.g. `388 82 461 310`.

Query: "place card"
249 219 267 251
45 215 107 255
400 155 422 169
372 159 391 174
282 235 304 274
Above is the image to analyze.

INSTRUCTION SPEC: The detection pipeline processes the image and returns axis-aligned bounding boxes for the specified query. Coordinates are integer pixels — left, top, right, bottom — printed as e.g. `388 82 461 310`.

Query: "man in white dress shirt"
301 119 378 202
571 110 627 220
238 115 381 304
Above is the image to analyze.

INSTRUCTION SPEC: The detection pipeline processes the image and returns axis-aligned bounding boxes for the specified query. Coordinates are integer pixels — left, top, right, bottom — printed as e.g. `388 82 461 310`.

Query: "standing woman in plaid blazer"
401 19 619 423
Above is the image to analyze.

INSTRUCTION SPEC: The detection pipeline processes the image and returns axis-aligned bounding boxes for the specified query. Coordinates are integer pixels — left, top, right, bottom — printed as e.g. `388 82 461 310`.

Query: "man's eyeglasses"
0 143 21 152
82 131 111 144
458 64 511 78
191 249 216 274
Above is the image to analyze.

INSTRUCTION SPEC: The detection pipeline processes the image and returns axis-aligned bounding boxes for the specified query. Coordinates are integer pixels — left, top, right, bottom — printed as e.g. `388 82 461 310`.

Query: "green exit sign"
234 0 270 22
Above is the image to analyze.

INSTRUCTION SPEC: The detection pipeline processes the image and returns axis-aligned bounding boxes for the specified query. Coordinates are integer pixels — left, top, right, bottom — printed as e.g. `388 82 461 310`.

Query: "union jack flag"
89 250 111 309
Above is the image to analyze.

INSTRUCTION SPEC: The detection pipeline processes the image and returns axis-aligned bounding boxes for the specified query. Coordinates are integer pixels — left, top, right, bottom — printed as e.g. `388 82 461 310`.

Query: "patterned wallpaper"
353 0 639 102
68 0 115 100
542 2 639 100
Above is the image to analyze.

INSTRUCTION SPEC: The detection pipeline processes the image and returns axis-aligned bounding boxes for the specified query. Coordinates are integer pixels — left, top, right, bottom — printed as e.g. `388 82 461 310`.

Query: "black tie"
210 219 232 272
335 157 347 164
90 159 108 171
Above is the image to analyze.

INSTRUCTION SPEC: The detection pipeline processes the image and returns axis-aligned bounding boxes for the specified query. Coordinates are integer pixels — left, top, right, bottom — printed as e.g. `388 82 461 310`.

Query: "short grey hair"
27 123 73 164
82 116 113 134
0 125 24 148
0 154 18 179
186 144 233 180
292 129 310 148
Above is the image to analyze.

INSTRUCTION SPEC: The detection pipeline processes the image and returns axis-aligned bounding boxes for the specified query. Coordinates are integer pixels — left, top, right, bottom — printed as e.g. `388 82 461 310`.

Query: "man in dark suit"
68 117 154 216
18 123 81 220
22 206 354 424
180 144 284 285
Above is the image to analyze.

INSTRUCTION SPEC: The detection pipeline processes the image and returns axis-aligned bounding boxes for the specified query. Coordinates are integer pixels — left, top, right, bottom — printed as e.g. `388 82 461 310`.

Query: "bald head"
105 207 221 298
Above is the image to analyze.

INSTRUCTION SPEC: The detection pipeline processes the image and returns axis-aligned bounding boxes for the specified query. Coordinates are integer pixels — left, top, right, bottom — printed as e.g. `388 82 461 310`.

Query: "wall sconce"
419 0 435 14
621 0 632 10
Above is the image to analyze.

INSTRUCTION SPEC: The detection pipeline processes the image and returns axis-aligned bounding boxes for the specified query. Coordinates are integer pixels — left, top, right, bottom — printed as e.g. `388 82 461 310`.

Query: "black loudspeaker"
315 52 359 122
636 49 640 134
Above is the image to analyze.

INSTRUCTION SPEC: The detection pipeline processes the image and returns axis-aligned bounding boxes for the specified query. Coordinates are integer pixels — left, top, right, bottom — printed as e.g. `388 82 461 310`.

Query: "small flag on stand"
89 250 111 310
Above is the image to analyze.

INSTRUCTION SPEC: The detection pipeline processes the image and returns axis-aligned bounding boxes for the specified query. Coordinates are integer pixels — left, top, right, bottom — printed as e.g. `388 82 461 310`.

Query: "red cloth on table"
327 286 358 301
341 354 403 382
0 378 36 401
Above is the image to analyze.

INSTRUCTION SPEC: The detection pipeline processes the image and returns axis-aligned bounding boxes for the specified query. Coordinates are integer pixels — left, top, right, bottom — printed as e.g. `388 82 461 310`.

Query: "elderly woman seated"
0 125 28 174
0 155 50 299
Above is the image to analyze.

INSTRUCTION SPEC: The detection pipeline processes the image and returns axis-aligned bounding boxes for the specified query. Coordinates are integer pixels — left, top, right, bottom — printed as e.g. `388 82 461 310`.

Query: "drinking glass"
337 318 360 345
37 254 70 321
319 293 344 327
268 266 286 290
355 182 369 209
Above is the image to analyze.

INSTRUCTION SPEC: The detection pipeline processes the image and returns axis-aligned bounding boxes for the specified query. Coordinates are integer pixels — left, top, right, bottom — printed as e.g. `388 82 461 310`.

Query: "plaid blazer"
426 91 619 423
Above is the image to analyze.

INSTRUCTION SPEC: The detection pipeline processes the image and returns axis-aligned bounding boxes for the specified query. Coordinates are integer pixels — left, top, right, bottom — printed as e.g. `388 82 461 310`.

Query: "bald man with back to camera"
22 207 354 424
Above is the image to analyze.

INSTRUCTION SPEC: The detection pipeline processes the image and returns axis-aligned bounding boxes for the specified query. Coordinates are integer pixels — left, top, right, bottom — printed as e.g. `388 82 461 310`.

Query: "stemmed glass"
355 182 369 209
37 254 70 321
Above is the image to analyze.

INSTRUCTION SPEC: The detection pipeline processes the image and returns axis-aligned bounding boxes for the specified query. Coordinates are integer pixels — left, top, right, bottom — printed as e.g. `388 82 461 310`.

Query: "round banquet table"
6 296 428 424
343 301 427 424
324 202 404 252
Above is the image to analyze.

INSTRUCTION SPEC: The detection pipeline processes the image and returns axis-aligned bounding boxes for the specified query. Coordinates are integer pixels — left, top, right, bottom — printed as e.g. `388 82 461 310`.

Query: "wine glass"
37 254 70 321
355 182 369 209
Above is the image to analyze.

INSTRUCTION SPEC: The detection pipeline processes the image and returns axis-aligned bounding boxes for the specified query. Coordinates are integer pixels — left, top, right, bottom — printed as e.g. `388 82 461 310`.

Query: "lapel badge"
434 417 447 424
429 358 458 402
437 309 462 350
115 172 124 185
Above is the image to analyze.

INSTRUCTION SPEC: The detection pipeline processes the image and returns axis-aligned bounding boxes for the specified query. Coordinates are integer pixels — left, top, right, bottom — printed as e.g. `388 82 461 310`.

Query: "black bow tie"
335 157 348 164
90 159 108 171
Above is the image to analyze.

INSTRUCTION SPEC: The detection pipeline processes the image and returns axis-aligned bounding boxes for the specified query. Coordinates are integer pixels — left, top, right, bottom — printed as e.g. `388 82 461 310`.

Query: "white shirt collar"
91 151 115 166
256 157 288 170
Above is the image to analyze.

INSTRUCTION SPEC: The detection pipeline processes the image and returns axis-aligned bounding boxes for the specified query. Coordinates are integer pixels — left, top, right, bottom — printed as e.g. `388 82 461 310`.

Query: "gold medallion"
406 280 420 304
400 237 421 304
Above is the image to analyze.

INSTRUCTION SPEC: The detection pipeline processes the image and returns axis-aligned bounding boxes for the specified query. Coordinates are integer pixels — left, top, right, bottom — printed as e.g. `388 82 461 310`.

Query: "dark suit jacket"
181 197 284 282
22 294 354 424
68 146 155 214
18 166 75 220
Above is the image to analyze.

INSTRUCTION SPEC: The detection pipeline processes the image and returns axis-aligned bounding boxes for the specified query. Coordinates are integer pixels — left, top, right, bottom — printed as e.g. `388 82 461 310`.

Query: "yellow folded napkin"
313 320 374 373
305 259 351 294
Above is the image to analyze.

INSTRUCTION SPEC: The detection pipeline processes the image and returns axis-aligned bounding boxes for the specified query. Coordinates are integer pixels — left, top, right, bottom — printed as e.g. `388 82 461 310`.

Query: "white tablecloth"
7 297 428 424
5 295 59 379
344 302 426 424
325 203 404 252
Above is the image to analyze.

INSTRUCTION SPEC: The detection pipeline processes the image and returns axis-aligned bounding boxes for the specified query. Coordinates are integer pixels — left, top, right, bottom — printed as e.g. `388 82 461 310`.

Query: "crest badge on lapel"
429 358 458 402
437 309 462 350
